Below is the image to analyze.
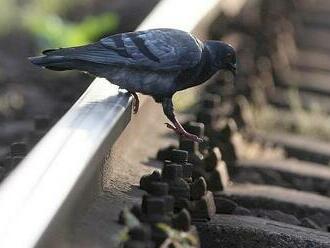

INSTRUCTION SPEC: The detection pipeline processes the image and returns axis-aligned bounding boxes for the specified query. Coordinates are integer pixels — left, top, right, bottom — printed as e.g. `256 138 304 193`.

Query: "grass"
25 12 118 49
0 0 118 49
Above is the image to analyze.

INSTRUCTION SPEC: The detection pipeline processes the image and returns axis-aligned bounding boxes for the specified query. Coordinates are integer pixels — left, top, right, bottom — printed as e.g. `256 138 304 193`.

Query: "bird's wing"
48 29 203 71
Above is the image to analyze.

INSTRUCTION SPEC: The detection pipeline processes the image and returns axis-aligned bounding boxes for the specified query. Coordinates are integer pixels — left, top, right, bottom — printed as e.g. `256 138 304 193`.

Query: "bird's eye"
227 52 236 64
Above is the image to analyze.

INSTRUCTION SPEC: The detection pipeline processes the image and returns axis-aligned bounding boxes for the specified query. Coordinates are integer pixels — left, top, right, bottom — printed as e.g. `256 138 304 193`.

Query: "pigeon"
29 28 236 142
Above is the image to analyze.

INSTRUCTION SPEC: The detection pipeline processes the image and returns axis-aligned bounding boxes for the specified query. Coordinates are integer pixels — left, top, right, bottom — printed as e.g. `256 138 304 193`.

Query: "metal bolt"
157 145 176 161
161 163 191 208
162 163 183 180
199 136 210 153
169 149 188 164
184 122 205 138
217 119 237 141
179 139 204 167
142 197 169 224
145 182 175 215
191 191 216 220
140 170 162 191
147 182 169 196
190 177 207 200
167 181 190 204
163 195 175 214
179 139 198 154
142 196 166 215
182 163 193 182
184 122 211 153
168 149 193 181
204 147 222 172
172 208 191 232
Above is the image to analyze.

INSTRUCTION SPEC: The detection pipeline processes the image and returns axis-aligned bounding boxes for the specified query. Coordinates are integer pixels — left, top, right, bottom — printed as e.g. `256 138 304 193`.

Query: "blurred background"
207 0 330 143
0 0 159 160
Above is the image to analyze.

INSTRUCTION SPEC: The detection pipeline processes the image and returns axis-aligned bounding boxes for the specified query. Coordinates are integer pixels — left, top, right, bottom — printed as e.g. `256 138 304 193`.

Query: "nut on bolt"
140 170 162 191
146 182 175 214
204 147 222 172
168 149 193 180
172 208 192 232
162 163 183 180
184 121 210 153
147 181 169 196
162 163 191 209
179 139 204 167
169 149 188 164
190 177 207 201
184 121 205 139
141 196 171 224
191 191 216 220
157 145 176 161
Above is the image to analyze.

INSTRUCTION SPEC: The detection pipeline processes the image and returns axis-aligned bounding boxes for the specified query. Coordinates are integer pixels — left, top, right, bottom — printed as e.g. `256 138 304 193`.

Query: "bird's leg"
129 92 139 114
162 97 203 143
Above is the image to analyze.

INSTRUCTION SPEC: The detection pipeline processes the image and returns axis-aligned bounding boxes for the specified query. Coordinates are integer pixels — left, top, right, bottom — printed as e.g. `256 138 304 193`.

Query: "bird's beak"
227 63 237 76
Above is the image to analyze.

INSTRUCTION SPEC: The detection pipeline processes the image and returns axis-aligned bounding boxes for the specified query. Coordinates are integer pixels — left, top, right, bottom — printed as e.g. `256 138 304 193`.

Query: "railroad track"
2 0 330 247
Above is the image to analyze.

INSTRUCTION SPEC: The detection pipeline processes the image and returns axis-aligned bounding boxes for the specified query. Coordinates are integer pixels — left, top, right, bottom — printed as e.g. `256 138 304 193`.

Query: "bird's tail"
29 48 79 71
29 43 114 75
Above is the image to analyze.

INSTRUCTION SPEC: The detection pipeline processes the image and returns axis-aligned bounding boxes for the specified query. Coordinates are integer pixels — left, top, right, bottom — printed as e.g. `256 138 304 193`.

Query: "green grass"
0 0 118 49
25 12 118 49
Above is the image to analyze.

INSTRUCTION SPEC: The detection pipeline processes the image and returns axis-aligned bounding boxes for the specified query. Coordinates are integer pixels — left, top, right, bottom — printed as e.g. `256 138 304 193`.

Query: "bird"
29 28 237 142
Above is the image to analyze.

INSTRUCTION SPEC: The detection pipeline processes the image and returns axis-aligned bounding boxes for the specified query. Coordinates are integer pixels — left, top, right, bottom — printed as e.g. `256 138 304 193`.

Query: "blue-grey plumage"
29 28 237 142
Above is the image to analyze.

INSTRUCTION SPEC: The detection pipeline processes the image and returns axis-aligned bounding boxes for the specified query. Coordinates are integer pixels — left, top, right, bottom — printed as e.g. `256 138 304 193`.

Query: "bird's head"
205 41 237 75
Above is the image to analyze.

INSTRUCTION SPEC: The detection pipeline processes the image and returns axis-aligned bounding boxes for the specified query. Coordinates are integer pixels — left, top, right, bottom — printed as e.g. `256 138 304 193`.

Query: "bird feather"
42 29 203 72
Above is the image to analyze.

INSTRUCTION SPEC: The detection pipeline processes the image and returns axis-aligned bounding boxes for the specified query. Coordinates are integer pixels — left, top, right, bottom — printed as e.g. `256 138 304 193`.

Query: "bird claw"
185 134 203 143
164 123 203 143
130 92 139 114
165 123 176 131
133 102 139 114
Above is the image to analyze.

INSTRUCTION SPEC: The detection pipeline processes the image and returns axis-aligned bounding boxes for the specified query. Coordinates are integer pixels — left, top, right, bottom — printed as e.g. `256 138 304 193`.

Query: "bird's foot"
165 122 203 143
130 92 140 114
